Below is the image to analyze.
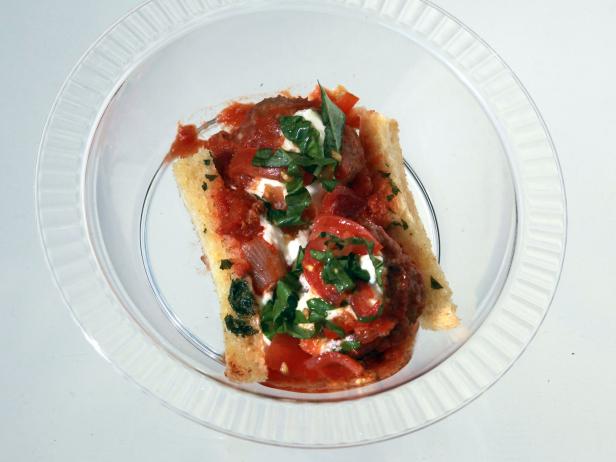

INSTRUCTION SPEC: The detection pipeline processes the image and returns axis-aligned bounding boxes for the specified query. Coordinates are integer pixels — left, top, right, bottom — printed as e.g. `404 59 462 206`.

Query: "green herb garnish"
219 259 233 270
319 233 385 288
340 339 361 353
201 182 208 191
388 219 409 231
228 279 256 316
319 82 346 156
430 276 444 290
205 174 218 181
203 159 211 166
224 315 257 337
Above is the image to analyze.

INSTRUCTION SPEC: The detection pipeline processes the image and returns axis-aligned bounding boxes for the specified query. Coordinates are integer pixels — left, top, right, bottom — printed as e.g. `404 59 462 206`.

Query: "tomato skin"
353 317 397 344
350 282 382 321
304 352 364 380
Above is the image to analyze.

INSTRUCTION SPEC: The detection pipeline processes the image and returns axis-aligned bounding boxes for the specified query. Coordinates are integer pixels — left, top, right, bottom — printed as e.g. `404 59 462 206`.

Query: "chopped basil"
307 297 336 313
224 314 257 337
430 276 444 290
290 246 305 276
321 178 338 192
279 115 323 162
205 174 218 181
379 171 391 178
252 148 294 168
265 184 312 227
201 182 208 191
228 279 256 316
260 274 301 339
317 233 385 288
320 82 346 155
203 159 211 166
324 320 345 339
340 339 361 353
343 253 371 282
386 194 394 202
219 259 233 270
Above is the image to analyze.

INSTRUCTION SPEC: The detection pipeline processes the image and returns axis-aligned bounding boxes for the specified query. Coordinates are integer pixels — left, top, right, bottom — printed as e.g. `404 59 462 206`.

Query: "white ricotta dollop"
246 177 286 199
293 108 326 145
283 229 310 266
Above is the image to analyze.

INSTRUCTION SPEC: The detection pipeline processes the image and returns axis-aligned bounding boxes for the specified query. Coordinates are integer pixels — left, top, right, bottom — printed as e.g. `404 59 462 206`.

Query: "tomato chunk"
354 317 397 344
304 352 364 380
350 282 382 321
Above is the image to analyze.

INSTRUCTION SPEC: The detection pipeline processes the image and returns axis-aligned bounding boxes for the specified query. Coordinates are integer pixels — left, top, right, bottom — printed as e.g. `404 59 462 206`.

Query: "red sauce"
213 186 263 241
217 102 254 128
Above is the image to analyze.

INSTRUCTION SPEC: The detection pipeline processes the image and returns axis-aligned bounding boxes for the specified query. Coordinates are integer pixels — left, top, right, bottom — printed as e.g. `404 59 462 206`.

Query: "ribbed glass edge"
35 0 566 448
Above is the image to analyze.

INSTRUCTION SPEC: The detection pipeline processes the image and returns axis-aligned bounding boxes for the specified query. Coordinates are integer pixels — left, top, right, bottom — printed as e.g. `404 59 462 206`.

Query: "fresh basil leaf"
228 279 255 316
279 115 323 160
321 178 338 192
319 83 345 154
310 249 331 262
430 276 444 290
290 246 305 276
324 320 345 338
252 148 293 168
340 339 361 353
224 315 257 337
287 323 315 339
307 297 336 314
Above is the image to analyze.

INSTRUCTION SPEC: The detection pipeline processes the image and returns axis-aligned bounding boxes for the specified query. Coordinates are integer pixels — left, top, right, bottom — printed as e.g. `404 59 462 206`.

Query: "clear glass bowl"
36 0 566 447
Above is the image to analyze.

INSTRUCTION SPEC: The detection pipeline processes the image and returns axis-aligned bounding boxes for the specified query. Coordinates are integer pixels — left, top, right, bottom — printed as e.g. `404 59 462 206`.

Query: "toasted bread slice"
173 150 267 382
356 108 459 330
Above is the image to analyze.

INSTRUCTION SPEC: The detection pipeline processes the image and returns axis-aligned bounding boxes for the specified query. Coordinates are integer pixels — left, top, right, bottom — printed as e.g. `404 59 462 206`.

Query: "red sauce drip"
166 124 206 162
217 102 255 128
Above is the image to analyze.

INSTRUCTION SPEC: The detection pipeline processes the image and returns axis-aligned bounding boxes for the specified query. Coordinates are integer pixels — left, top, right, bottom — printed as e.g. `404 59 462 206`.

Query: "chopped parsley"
228 279 256 316
388 219 409 230
340 339 361 353
224 315 257 337
430 276 444 290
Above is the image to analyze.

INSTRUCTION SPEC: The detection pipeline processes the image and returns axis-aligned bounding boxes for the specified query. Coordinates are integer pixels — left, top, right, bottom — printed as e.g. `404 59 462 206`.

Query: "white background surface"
2 0 615 460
